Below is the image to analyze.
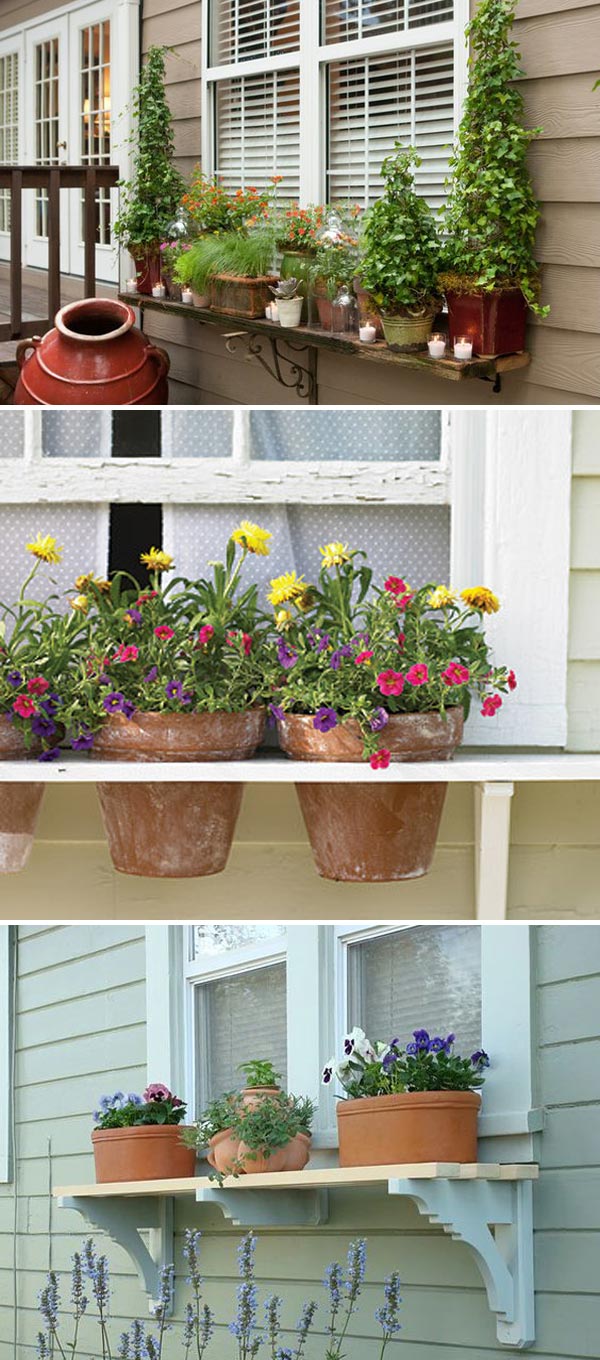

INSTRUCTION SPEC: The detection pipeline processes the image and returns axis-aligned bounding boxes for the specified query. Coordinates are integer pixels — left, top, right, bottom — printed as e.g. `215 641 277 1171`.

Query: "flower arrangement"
266 544 516 767
35 1230 401 1360
322 1026 490 1098
275 203 329 252
183 1059 315 1179
182 172 277 236
92 1084 187 1128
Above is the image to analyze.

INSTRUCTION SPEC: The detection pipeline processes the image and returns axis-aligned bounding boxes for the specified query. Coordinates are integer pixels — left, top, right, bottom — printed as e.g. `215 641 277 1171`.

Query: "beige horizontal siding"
567 413 600 750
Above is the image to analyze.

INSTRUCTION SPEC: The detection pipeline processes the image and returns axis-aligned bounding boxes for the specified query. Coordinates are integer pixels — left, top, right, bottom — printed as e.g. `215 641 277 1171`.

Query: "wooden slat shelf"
120 292 530 391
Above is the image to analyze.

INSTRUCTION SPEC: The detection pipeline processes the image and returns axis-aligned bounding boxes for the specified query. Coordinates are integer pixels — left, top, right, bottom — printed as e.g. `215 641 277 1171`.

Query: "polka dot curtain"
0 410 25 459
0 506 107 613
248 410 442 460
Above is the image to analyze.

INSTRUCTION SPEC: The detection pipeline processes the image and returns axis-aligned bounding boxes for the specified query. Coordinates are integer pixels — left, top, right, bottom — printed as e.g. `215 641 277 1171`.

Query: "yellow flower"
274 609 293 631
231 521 272 556
140 547 174 574
75 573 111 594
267 572 308 607
461 586 500 615
428 585 457 610
26 534 62 564
319 541 350 570
69 594 89 613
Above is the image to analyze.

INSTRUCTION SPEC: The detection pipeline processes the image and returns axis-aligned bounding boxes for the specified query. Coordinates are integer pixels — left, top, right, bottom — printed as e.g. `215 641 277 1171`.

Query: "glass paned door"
0 44 20 262
23 16 69 271
69 5 117 281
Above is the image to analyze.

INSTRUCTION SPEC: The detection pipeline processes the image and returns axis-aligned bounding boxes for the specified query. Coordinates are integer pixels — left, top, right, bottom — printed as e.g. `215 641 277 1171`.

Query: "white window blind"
0 51 18 234
346 925 482 1055
215 69 300 195
210 0 300 65
323 0 453 43
327 46 454 208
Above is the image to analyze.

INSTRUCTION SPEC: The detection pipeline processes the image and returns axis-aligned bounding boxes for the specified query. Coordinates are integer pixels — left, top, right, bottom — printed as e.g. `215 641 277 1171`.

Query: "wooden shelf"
54 1161 537 1346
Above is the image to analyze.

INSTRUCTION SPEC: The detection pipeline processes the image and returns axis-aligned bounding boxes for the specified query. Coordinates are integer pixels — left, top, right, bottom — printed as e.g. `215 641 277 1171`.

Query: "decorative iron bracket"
195 1185 329 1227
389 1177 535 1348
58 1195 175 1317
223 330 318 401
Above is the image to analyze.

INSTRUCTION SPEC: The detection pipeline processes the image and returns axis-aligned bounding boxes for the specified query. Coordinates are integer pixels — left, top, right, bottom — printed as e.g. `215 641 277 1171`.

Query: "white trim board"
0 926 13 1183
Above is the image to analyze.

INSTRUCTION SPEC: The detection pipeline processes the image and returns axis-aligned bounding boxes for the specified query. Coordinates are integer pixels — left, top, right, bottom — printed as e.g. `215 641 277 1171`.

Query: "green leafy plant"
239 1058 282 1088
440 0 548 313
322 1027 490 1098
174 226 277 292
232 1091 310 1162
358 146 440 315
92 1084 187 1128
181 1092 242 1148
113 46 185 253
310 237 360 300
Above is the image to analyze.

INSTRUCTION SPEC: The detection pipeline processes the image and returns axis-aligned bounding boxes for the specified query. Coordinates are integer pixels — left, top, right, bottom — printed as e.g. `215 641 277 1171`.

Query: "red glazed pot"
277 709 463 882
445 288 528 357
132 249 162 296
0 718 44 874
13 298 170 405
92 1125 196 1183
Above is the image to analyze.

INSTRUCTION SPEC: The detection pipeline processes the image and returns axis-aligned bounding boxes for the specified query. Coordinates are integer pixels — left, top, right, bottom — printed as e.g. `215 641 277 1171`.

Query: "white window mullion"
299 0 320 202
0 926 14 1184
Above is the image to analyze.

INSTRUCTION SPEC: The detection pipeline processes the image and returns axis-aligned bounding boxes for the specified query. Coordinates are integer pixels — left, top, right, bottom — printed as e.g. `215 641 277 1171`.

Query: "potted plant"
185 1076 315 1178
63 523 273 877
268 547 516 881
184 1091 243 1175
358 145 441 352
113 47 185 294
439 0 549 356
323 1026 490 1166
238 1057 283 1104
158 239 192 300
91 1083 196 1182
177 226 278 319
269 277 304 328
310 227 360 331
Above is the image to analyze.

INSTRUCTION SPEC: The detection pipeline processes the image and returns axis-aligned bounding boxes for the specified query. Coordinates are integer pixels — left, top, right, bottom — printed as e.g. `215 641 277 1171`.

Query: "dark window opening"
111 411 162 458
108 504 163 580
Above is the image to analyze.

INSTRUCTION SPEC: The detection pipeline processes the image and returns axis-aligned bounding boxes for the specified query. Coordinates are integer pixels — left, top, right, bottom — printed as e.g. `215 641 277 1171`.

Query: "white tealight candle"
454 335 473 359
181 289 193 305
125 278 137 294
428 333 446 358
265 305 272 320
270 301 279 322
359 323 377 344
152 283 166 299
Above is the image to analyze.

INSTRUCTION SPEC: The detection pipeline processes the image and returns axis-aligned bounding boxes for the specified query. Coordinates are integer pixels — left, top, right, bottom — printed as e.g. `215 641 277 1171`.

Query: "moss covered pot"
0 718 44 874
381 310 435 352
337 1090 481 1167
277 708 464 882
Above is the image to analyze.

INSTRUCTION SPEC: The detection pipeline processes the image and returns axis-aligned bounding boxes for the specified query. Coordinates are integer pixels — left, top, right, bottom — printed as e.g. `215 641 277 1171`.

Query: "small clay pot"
240 1085 282 1109
236 1142 289 1175
132 249 162 296
0 719 44 874
283 1131 312 1171
277 709 463 882
207 1128 240 1175
337 1090 481 1167
94 709 265 878
92 1125 196 1183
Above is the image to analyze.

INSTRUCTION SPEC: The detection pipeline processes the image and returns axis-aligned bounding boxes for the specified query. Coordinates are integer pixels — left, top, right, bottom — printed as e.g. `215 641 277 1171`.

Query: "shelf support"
57 1195 175 1316
389 1176 534 1348
474 781 514 919
195 1185 329 1227
223 330 318 402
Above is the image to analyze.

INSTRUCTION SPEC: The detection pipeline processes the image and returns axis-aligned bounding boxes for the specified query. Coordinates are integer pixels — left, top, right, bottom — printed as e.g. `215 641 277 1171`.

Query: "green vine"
113 46 185 254
358 146 440 315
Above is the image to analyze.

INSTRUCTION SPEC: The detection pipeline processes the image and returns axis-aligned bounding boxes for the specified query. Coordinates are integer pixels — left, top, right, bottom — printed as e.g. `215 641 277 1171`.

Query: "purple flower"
40 694 61 716
471 1049 490 1068
121 700 136 720
38 747 61 762
125 608 143 625
370 707 389 732
412 1028 431 1050
268 703 285 727
103 691 126 713
382 1050 398 1071
313 706 337 733
315 632 331 652
143 666 158 684
405 1042 417 1056
277 640 297 670
98 673 111 686
165 680 184 702
429 1037 445 1052
71 729 94 751
31 714 56 739
330 643 353 670
182 690 193 705
7 670 22 688
322 1064 333 1084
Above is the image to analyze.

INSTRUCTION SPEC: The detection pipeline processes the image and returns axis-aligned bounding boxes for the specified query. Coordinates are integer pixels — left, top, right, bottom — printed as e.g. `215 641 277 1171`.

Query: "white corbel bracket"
58 1195 175 1317
196 1185 329 1227
474 781 515 920
389 1176 534 1348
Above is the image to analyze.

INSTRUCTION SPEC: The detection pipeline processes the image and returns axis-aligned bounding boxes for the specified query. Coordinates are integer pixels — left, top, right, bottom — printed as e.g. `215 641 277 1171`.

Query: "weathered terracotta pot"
94 709 265 878
209 274 278 318
445 288 528 357
337 1091 481 1167
241 1085 281 1109
92 1125 196 1183
236 1142 289 1175
0 719 44 874
132 248 162 296
207 1128 240 1175
283 1131 312 1171
277 709 463 882
14 298 170 405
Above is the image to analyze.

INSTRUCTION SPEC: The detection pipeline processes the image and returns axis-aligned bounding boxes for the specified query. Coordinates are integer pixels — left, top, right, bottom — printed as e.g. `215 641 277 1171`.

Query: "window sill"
54 1162 538 1347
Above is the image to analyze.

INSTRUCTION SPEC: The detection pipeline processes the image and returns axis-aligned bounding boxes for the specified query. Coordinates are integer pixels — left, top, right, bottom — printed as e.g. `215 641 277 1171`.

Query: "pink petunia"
12 696 36 718
370 748 391 770
377 669 405 697
481 694 503 717
507 670 517 691
442 662 470 687
384 576 413 609
26 677 49 696
198 624 215 646
241 633 253 655
355 650 374 665
154 625 174 641
406 663 429 687
114 643 139 664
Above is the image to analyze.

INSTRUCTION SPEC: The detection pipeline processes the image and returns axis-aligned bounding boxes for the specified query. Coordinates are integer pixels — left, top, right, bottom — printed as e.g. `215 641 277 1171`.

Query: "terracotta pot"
337 1091 481 1167
92 1125 196 1183
283 1131 312 1171
236 1142 289 1175
445 288 528 357
14 298 170 405
381 311 435 352
207 1128 240 1175
94 709 265 878
0 719 44 874
209 274 278 318
241 1085 282 1109
132 249 162 296
192 290 209 308
277 709 463 882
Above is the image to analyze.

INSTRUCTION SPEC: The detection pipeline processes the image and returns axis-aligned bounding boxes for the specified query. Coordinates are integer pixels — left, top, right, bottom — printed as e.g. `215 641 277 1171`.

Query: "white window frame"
148 921 540 1163
0 925 14 1183
201 0 470 205
0 33 24 261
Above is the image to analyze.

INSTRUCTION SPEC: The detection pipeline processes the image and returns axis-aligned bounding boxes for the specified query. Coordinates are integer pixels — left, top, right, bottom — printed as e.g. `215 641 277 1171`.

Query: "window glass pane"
192 923 286 962
42 411 105 458
0 409 24 458
171 504 450 594
163 410 235 458
0 505 107 609
195 961 287 1105
327 47 454 210
347 925 481 1055
0 51 19 232
215 69 300 196
211 0 300 65
249 410 441 461
323 0 453 43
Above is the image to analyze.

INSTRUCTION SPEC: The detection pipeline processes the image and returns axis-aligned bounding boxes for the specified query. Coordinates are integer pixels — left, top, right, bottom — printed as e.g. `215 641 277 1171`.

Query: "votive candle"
359 323 377 343
152 282 166 299
428 332 446 358
181 288 193 305
454 335 473 359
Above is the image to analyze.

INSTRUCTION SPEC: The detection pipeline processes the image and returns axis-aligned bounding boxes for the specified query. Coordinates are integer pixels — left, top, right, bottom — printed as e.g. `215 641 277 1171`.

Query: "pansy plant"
322 1026 490 1099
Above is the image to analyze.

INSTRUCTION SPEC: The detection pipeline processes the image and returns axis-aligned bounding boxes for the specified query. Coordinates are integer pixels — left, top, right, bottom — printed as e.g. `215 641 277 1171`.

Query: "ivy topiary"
358 146 440 315
113 46 185 254
440 0 548 314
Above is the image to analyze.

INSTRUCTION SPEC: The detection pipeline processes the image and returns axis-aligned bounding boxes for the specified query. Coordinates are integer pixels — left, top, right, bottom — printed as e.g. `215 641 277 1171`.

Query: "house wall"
568 410 600 749
0 922 598 1357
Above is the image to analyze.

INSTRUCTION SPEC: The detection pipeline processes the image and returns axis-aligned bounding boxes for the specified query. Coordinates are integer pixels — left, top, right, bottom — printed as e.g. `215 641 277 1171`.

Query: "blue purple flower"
71 729 94 751
313 706 337 733
143 666 158 684
6 670 22 688
103 691 127 713
31 715 56 739
165 680 184 702
277 640 297 670
38 747 61 762
370 707 389 732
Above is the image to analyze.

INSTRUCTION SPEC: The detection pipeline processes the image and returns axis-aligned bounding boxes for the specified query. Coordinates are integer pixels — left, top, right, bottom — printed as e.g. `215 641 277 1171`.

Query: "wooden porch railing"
0 164 120 341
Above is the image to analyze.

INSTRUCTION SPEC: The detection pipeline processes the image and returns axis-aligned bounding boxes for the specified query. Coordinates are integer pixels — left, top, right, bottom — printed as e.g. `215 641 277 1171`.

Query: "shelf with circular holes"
54 1162 538 1347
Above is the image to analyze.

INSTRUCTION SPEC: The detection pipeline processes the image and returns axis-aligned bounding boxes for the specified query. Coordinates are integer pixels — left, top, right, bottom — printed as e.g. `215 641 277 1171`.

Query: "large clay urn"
277 708 464 882
337 1090 480 1167
13 298 169 405
0 719 44 874
92 1125 196 1183
94 709 265 878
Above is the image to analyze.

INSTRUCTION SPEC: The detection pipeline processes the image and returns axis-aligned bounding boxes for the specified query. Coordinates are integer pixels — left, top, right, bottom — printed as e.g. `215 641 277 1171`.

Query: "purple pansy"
370 707 389 732
313 706 337 733
6 670 22 688
165 680 184 702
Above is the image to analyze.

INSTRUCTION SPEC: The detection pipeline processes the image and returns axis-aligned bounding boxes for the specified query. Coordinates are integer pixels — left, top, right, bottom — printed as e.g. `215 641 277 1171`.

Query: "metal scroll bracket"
223 330 318 401
389 1177 535 1348
58 1195 175 1316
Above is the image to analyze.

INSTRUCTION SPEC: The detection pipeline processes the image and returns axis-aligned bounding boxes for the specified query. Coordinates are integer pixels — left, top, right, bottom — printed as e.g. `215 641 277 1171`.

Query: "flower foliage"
322 1026 490 1098
266 545 515 763
92 1084 187 1129
359 146 440 314
440 0 548 313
